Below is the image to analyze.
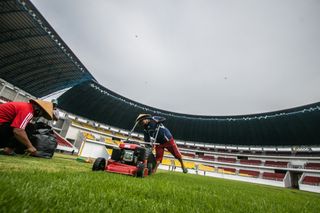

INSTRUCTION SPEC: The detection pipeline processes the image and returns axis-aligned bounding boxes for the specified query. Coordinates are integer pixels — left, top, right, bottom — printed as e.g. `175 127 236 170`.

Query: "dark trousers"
0 123 15 148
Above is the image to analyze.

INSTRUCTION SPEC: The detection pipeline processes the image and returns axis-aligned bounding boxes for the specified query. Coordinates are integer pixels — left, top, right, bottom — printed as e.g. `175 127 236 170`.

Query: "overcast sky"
31 0 320 116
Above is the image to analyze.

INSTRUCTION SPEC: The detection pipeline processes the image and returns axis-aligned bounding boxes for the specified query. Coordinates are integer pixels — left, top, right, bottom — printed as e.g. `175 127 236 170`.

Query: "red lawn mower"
92 119 158 177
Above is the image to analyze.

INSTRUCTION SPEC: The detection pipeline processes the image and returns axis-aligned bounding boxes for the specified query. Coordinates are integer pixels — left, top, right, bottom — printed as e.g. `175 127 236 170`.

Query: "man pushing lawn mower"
92 113 187 177
136 114 188 174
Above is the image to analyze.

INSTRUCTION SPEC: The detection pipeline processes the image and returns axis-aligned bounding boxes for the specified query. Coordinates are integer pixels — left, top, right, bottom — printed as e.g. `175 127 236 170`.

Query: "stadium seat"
161 158 173 166
106 149 113 155
239 159 262 165
264 160 288 167
173 160 182 167
217 157 237 163
202 155 215 161
198 164 215 172
105 138 114 145
302 176 320 186
172 160 194 169
164 151 171 155
184 161 196 169
238 169 260 178
218 167 236 175
305 162 320 170
83 132 95 140
262 172 286 181
181 152 196 158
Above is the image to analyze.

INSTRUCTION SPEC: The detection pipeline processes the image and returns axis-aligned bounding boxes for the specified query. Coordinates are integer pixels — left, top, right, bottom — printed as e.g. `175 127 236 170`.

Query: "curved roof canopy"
0 0 96 97
58 80 320 146
2 0 319 146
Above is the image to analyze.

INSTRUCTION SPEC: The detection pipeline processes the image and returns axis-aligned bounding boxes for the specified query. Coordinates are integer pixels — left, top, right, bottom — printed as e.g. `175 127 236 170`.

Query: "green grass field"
0 154 319 213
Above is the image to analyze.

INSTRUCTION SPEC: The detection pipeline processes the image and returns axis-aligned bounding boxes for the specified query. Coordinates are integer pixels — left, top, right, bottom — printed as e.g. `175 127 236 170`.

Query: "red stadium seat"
239 169 260 178
264 160 288 168
302 176 320 186
262 172 285 181
218 167 236 174
217 157 237 163
181 152 196 158
305 163 320 170
239 159 262 165
202 155 215 161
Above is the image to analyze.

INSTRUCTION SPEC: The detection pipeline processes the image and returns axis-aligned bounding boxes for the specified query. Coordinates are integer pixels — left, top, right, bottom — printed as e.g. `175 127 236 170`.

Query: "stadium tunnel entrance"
289 171 303 189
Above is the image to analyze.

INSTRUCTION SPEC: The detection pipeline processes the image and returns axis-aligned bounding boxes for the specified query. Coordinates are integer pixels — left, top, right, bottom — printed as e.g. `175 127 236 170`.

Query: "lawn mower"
92 120 158 178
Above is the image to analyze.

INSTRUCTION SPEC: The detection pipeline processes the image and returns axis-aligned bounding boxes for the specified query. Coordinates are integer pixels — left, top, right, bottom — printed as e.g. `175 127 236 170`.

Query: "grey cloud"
32 0 320 115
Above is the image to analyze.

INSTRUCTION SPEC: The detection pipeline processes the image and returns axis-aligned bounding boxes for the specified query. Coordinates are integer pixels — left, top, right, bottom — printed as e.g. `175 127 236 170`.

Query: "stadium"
1 0 320 212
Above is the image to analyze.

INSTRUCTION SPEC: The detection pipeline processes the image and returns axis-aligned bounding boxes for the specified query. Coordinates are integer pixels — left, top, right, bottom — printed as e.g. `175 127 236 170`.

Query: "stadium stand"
239 159 262 165
181 152 196 158
218 167 236 175
202 155 215 161
264 161 289 168
238 169 260 178
83 132 96 140
262 172 286 181
161 158 173 166
198 164 215 172
304 162 320 170
302 176 320 186
1 0 320 193
217 157 237 163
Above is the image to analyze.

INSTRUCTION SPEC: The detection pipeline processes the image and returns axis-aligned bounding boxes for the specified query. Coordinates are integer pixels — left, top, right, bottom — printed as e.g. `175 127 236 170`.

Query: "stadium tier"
302 176 320 186
262 172 286 181
264 161 289 168
1 0 319 193
238 169 260 178
239 159 262 165
217 157 237 163
305 163 320 170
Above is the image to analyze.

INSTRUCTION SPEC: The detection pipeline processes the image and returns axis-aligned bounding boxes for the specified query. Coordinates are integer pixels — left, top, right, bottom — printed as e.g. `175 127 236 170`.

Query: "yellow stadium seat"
161 158 173 166
113 140 121 145
105 138 114 145
104 129 113 135
174 160 181 167
83 132 95 140
218 168 236 175
198 164 215 172
106 149 113 155
239 173 252 177
115 132 124 138
184 161 195 169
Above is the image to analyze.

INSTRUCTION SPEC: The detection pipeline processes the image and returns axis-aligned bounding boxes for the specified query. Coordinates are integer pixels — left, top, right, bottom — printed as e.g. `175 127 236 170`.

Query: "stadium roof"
0 0 96 97
58 80 320 146
1 0 319 146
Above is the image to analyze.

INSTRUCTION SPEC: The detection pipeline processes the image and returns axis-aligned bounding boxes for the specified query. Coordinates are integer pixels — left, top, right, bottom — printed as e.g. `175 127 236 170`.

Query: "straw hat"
30 99 54 120
135 114 151 123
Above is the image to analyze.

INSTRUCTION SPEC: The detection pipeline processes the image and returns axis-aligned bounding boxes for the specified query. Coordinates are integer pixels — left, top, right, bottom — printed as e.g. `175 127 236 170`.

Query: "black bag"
15 122 57 158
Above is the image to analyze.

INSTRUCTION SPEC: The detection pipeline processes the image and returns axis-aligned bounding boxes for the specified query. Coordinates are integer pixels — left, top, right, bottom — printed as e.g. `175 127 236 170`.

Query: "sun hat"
29 99 54 120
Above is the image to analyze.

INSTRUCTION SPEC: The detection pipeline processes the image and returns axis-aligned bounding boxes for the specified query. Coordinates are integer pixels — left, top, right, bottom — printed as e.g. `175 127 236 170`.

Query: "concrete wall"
299 172 320 193
79 140 109 159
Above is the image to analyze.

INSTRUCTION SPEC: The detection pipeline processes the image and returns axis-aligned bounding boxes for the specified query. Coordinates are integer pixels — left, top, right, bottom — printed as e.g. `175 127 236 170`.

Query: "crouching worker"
0 99 54 155
136 114 188 173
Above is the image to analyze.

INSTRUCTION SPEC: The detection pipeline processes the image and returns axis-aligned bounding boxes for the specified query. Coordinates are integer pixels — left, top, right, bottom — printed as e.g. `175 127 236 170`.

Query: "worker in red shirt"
0 99 54 155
